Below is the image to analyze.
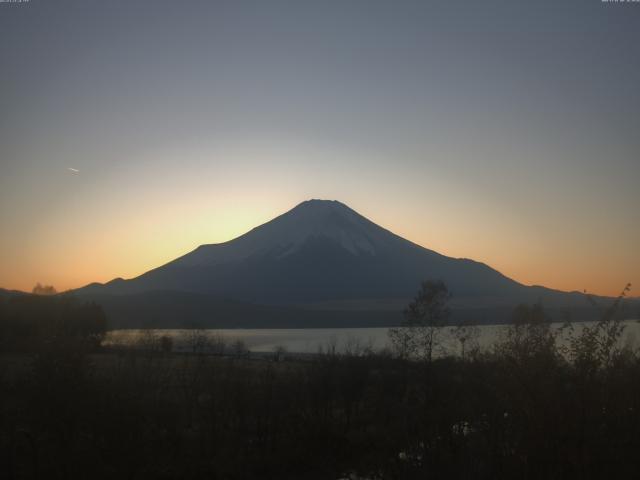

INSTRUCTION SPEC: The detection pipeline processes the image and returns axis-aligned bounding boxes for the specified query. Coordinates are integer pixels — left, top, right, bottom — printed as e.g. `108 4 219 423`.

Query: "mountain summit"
75 199 597 327
172 199 408 268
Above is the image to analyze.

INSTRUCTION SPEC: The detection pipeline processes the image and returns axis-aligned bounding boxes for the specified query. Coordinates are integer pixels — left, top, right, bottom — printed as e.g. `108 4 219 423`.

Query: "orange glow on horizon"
1 198 635 299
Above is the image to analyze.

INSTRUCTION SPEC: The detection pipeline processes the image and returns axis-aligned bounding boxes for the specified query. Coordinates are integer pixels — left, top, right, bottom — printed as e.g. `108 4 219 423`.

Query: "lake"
104 319 640 356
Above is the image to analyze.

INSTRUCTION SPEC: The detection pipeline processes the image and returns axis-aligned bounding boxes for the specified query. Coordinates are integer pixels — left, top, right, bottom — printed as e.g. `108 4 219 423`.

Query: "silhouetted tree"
497 302 557 363
32 283 57 295
389 280 451 361
231 339 249 358
273 344 287 361
184 328 211 355
451 319 480 360
159 335 173 354
566 283 632 375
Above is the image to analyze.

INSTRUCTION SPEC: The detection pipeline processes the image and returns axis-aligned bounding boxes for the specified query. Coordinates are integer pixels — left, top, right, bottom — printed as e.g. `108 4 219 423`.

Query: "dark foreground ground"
2 334 640 480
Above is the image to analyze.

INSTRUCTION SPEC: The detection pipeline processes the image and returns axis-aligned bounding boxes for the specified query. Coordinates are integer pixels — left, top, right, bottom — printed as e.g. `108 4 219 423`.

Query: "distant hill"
73 199 632 327
0 288 28 299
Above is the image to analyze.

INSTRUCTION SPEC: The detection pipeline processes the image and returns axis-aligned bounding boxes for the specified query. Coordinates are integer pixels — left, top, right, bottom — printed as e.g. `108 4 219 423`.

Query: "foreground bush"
1 336 639 479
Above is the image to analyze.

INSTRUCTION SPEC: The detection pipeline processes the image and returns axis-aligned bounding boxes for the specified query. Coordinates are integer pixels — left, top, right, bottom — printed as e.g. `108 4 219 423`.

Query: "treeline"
1 284 639 479
1 328 639 477
0 294 107 353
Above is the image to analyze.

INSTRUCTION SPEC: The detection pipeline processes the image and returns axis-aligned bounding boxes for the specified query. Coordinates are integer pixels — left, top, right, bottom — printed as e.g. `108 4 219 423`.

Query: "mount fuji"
74 200 605 327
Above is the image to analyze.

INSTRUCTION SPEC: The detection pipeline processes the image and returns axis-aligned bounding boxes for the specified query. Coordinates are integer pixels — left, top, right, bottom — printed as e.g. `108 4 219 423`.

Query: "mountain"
0 288 29 299
79 200 525 301
74 199 619 327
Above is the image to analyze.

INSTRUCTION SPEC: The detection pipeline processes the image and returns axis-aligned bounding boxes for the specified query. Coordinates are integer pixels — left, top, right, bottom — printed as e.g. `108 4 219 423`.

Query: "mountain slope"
74 199 618 326
79 200 526 302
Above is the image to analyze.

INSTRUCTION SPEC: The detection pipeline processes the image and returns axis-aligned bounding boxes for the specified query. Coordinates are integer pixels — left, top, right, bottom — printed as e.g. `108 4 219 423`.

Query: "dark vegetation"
1 285 639 479
0 294 106 353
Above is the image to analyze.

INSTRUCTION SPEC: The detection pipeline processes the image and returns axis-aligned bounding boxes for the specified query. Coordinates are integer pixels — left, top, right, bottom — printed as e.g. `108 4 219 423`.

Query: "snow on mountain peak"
171 200 401 268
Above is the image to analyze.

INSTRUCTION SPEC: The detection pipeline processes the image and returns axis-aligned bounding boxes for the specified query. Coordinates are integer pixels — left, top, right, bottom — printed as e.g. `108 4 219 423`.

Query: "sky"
0 0 638 297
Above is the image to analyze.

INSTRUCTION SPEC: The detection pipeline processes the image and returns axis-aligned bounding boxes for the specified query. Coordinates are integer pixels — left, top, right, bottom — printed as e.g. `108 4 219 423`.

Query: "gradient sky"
1 0 638 297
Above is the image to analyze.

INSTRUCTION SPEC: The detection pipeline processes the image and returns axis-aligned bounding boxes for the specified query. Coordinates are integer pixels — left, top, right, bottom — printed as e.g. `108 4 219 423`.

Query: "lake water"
104 319 640 356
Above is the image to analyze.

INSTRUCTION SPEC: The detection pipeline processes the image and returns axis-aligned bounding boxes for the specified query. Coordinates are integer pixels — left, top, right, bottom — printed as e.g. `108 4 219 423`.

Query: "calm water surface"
105 320 640 356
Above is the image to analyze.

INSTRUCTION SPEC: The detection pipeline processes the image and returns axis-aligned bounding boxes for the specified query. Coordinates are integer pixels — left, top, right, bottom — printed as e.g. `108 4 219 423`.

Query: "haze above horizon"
1 0 638 297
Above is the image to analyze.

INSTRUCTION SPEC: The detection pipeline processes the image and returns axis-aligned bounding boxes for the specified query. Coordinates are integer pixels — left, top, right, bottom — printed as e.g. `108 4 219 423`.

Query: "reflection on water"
104 319 640 356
